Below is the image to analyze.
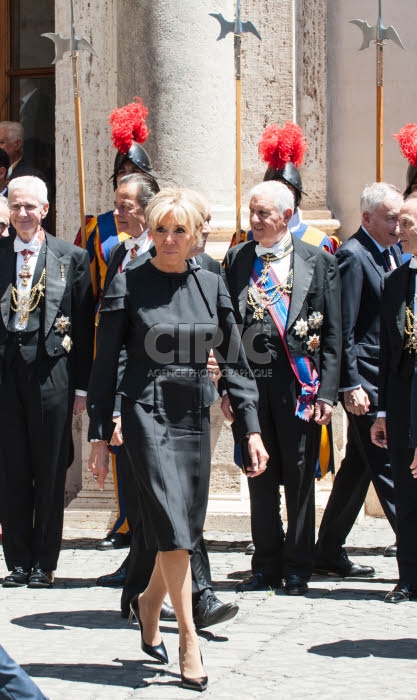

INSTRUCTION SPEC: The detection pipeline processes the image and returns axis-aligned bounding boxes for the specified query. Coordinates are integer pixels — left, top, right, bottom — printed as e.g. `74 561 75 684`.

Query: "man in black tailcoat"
315 183 403 577
371 193 417 603
223 180 341 595
0 175 94 588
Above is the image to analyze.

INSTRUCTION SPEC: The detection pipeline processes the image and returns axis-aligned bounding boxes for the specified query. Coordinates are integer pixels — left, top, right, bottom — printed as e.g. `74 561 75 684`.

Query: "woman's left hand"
246 433 268 478
88 441 109 491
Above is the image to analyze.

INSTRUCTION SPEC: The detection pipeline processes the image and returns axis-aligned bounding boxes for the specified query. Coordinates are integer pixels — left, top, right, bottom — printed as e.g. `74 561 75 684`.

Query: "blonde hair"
146 188 205 246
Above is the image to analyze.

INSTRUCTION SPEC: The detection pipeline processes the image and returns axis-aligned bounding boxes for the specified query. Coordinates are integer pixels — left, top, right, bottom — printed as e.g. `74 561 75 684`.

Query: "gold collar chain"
11 269 46 327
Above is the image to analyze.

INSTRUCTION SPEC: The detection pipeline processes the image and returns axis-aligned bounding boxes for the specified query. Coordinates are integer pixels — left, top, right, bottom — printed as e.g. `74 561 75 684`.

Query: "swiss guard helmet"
109 97 159 189
394 123 417 198
258 122 308 211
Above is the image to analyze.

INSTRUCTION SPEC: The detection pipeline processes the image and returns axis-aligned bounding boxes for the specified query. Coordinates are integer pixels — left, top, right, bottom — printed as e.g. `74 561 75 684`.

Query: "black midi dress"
88 260 260 553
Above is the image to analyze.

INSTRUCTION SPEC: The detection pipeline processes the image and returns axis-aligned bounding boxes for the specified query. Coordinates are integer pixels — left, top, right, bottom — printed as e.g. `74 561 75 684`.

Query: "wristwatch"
90 439 105 443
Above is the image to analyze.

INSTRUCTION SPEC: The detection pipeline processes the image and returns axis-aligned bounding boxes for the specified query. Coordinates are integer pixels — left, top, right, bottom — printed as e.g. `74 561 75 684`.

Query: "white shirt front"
120 229 152 271
13 232 43 331
253 231 292 285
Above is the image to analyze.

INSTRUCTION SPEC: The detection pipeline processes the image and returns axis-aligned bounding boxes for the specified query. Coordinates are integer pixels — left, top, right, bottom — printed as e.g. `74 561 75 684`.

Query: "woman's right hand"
88 441 109 491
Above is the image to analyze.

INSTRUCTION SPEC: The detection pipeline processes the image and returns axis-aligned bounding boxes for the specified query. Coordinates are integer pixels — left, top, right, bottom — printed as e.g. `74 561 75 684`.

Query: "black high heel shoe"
179 648 208 692
129 595 168 664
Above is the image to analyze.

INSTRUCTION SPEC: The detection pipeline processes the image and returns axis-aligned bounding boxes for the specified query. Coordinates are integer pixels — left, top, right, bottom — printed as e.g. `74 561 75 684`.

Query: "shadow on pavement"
309 638 417 659
61 538 104 550
21 658 176 688
10 610 176 631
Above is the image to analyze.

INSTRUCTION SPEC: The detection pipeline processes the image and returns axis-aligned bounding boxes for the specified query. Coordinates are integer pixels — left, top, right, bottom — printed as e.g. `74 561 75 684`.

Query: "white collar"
14 231 43 253
255 231 292 259
124 229 149 249
409 256 417 269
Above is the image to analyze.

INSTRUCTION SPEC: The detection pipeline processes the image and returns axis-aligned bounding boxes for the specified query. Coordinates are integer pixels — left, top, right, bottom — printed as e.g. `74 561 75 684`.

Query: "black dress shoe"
28 568 54 588
284 574 308 596
236 572 281 592
95 532 131 551
160 601 176 621
245 543 255 556
384 582 417 604
384 543 397 558
122 598 176 621
314 549 375 577
2 567 30 587
193 594 238 629
96 558 129 587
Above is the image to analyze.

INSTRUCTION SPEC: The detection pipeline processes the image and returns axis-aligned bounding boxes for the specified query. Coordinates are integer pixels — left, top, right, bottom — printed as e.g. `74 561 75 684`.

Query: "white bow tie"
410 256 417 269
14 235 42 254
124 238 140 250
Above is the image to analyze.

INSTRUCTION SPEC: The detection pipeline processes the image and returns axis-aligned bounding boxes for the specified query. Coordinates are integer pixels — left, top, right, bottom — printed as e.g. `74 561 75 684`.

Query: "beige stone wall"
327 0 417 238
55 0 118 243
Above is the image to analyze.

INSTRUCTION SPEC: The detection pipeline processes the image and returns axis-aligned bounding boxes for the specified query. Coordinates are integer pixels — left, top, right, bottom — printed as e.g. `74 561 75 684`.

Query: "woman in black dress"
87 188 268 691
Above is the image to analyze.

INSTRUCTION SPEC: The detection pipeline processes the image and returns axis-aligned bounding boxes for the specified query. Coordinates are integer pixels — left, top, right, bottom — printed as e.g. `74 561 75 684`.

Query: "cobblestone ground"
1 516 416 699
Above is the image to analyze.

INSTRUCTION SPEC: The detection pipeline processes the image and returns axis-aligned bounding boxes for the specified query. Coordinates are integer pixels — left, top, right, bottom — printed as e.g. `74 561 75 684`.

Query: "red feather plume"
394 124 417 168
258 122 308 170
109 97 150 154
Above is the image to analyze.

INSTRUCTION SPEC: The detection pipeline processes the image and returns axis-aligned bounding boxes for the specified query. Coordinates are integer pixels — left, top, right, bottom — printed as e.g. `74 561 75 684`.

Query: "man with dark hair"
75 103 160 556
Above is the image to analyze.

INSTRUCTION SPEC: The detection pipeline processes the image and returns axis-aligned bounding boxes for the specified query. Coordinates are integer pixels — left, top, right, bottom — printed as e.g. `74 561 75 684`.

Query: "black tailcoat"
0 233 94 571
379 262 417 583
223 235 341 579
317 227 400 557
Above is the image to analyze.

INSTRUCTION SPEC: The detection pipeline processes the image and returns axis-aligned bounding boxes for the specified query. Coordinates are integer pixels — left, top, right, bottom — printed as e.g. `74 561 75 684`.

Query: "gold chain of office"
10 269 46 327
247 253 294 321
404 305 417 352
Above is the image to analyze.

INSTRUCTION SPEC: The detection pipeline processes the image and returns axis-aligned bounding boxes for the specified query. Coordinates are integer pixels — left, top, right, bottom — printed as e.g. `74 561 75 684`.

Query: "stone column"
55 0 119 519
295 0 327 207
243 0 296 208
55 0 118 240
117 0 236 229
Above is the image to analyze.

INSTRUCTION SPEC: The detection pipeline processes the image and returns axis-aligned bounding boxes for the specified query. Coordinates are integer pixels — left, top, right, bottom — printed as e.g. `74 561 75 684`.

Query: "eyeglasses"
8 203 40 213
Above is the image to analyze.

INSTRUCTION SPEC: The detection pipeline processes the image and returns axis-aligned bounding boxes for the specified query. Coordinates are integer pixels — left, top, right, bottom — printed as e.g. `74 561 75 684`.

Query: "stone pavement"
1 516 416 699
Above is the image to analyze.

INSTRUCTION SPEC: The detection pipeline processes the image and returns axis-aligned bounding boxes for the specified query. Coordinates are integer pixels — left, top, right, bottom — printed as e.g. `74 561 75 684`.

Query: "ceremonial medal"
62 334 73 352
54 315 71 334
18 249 34 287
294 319 309 338
308 311 324 329
307 334 320 352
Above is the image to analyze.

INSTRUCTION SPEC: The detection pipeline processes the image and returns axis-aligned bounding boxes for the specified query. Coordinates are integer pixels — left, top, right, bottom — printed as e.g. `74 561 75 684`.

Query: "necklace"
11 269 46 327
247 255 294 321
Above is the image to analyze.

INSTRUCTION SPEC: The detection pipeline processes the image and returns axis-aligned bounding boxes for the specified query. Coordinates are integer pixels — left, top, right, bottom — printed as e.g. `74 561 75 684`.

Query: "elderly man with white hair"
223 180 341 594
315 182 403 580
0 176 94 588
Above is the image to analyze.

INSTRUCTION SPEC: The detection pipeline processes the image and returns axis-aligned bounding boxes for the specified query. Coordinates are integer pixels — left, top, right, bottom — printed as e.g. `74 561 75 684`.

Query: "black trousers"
118 432 213 609
249 360 321 580
317 403 397 557
0 352 73 571
387 373 417 584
